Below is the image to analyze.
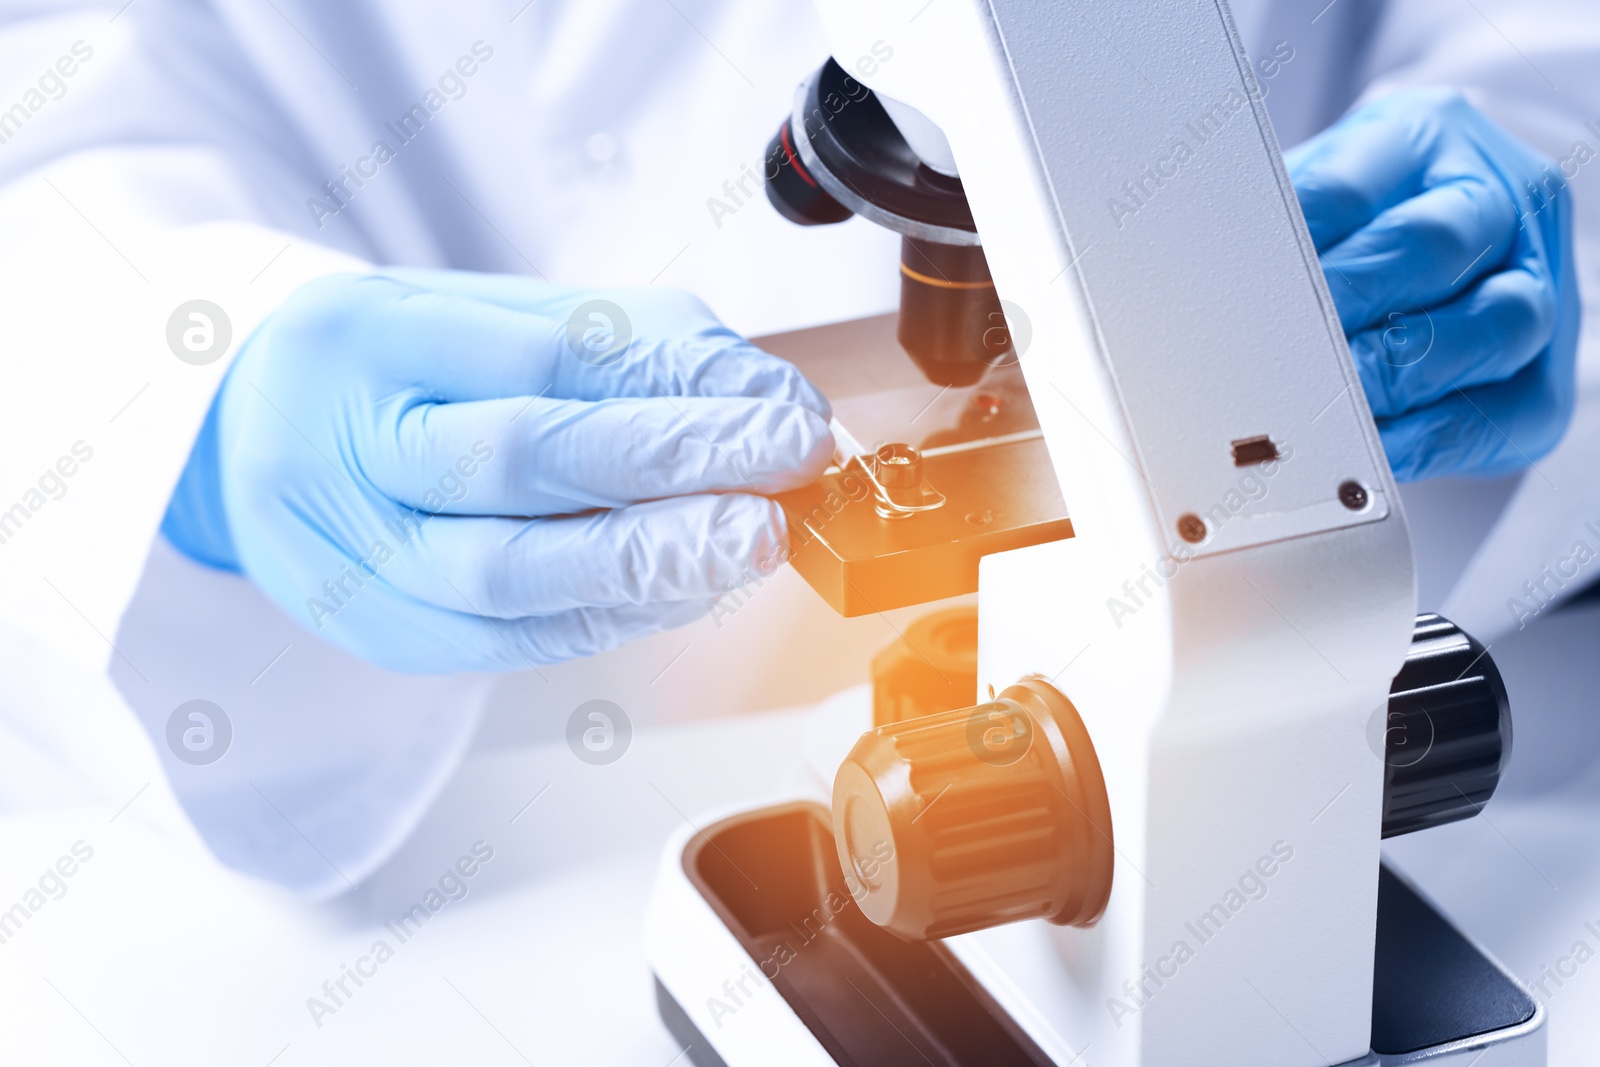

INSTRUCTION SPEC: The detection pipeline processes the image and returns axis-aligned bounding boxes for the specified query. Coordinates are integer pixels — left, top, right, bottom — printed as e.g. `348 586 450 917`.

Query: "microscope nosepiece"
763 118 852 227
763 59 1013 388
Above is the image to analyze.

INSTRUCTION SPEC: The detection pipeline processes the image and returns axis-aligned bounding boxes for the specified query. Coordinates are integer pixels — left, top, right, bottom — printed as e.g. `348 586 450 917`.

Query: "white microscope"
645 2 1542 1063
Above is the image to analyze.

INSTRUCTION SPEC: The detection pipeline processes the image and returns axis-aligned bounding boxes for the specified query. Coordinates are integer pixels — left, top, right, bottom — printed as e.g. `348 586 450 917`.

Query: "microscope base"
647 804 1543 1067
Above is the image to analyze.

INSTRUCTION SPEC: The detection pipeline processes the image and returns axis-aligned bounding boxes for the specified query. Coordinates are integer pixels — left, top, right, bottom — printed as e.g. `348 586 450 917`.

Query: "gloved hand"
161 270 833 672
1287 89 1580 482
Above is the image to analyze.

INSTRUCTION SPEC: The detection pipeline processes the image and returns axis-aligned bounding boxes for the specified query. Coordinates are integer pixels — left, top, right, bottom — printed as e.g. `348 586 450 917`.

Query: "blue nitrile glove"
161 270 833 672
1287 89 1580 482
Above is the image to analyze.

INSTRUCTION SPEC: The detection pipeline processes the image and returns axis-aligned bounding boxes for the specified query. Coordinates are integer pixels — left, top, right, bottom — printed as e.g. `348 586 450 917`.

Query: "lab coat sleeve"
0 6 505 901
0 9 369 674
1351 0 1600 638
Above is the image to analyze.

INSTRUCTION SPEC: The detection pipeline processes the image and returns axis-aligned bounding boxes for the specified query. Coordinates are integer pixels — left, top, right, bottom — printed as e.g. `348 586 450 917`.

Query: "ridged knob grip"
832 677 1112 941
1381 614 1512 838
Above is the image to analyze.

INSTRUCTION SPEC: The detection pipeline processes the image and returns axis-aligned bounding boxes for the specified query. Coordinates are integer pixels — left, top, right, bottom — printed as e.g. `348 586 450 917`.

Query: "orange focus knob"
832 677 1113 941
871 605 978 729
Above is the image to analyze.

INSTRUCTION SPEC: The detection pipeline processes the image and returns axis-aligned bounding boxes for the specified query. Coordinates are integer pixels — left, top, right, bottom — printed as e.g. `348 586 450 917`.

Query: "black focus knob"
1380 614 1512 838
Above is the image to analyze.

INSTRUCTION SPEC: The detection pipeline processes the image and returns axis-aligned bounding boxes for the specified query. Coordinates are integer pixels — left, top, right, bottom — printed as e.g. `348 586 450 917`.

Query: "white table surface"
0 707 817 1066
4 473 1600 1065
6 664 1600 1067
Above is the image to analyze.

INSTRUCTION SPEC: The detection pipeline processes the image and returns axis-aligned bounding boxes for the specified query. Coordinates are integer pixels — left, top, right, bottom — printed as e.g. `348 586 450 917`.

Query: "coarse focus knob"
870 605 978 729
833 677 1112 941
1380 614 1512 838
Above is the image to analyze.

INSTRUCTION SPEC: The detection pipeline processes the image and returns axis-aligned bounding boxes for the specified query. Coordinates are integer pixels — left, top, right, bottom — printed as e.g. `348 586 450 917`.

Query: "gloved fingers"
308 576 710 673
1318 176 1519 334
1286 102 1435 251
276 273 827 414
501 598 712 665
378 267 590 312
368 393 833 516
370 268 831 416
271 273 548 401
1349 265 1556 417
377 494 789 619
1376 357 1571 482
1285 88 1504 252
379 268 736 343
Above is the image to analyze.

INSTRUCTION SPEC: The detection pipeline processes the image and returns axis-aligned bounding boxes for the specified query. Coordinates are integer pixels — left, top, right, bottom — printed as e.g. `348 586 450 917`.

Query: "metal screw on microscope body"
1177 513 1206 544
1338 480 1370 511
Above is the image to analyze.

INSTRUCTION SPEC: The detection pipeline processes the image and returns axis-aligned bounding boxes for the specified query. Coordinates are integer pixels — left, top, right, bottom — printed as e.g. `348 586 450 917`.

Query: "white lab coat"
0 0 1595 896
